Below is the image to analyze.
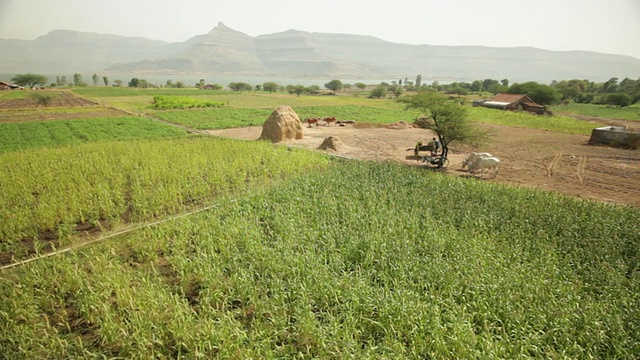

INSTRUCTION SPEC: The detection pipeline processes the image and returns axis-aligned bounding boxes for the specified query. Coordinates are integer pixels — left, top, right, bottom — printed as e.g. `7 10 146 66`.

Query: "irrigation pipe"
0 200 234 272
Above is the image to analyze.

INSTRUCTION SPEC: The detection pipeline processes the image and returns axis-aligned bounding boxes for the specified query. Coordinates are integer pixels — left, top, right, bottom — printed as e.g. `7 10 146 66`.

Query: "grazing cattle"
462 152 493 169
467 156 500 178
306 118 319 127
323 117 336 126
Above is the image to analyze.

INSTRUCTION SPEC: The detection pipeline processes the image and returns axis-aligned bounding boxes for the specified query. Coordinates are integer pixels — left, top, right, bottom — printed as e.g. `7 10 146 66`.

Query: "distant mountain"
2 22 639 83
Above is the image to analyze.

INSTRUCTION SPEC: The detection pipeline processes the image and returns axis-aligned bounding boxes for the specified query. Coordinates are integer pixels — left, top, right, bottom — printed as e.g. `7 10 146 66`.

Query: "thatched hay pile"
317 136 344 152
386 120 412 130
259 106 304 143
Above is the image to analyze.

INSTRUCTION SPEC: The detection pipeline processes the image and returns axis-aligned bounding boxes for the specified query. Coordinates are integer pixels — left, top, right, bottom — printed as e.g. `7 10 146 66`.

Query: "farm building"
0 81 14 90
480 93 545 114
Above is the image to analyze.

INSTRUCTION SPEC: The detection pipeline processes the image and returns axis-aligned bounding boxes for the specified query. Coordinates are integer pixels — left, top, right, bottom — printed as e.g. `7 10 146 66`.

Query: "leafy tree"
103 76 109 86
487 84 508 95
175 81 185 89
255 84 262 91
501 79 510 87
129 78 141 87
92 73 99 86
73 73 86 87
11 73 48 88
389 84 403 98
399 92 489 159
113 80 123 87
447 86 469 97
483 79 499 91
228 82 252 92
262 82 279 93
601 77 619 93
305 85 321 95
324 79 343 94
354 82 367 91
415 75 422 88
369 85 387 99
604 92 632 107
508 82 559 105
165 80 174 88
285 85 305 96
470 80 483 92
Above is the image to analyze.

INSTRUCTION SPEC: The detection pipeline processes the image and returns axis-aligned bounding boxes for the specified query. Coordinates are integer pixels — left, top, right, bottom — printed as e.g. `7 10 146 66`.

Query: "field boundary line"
0 200 234 271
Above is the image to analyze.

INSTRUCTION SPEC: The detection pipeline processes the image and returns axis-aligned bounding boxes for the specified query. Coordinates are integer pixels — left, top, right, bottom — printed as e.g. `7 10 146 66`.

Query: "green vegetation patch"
152 95 225 109
0 136 329 254
0 116 188 153
0 90 30 100
1 161 637 358
552 103 640 122
154 108 273 129
468 107 599 135
154 105 422 130
72 87 234 97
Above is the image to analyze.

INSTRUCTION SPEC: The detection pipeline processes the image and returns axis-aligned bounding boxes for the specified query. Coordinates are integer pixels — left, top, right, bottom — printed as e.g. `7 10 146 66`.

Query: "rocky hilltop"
2 22 639 82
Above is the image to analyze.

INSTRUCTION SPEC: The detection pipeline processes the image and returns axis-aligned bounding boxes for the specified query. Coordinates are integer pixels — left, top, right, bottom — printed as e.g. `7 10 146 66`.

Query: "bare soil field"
209 122 640 207
0 91 97 109
0 91 129 123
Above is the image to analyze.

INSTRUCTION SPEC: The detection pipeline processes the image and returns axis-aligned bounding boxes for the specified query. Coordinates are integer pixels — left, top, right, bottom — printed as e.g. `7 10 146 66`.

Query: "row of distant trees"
9 72 640 108
407 75 640 107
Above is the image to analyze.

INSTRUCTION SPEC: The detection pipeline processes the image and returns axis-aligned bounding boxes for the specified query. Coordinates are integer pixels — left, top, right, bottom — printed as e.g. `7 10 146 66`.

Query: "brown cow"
306 118 319 127
324 117 336 126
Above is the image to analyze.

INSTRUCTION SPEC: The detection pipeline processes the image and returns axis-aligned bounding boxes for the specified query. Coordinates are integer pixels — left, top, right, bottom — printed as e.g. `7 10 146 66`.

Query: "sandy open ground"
209 122 640 207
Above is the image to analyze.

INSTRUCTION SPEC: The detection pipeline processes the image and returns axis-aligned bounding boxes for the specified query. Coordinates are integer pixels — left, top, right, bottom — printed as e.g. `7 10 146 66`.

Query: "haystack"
317 136 344 152
259 106 304 143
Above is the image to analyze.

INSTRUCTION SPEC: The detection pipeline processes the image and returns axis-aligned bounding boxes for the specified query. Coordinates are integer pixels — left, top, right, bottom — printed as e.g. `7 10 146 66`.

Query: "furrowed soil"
0 91 130 123
209 121 640 207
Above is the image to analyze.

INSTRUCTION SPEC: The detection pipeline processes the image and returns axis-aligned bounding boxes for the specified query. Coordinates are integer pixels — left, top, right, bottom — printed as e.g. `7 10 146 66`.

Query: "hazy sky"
1 0 639 59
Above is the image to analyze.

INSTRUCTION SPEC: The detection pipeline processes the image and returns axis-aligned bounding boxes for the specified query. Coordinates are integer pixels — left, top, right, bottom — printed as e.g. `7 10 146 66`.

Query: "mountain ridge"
1 22 639 83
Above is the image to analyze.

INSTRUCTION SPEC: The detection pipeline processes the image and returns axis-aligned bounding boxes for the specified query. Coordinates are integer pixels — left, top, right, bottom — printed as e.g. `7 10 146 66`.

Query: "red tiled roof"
490 93 528 103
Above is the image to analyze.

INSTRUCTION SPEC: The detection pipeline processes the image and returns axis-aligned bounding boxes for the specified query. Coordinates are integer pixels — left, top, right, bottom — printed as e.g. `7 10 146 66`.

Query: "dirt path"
209 123 640 207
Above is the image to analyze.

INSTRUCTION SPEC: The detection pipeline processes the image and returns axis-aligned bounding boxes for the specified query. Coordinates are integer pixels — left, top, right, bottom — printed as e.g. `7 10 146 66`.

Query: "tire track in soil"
546 153 562 177
574 156 587 183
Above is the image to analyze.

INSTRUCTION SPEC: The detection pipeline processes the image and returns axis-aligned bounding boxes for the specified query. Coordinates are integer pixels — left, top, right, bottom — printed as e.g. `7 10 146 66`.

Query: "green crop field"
1 160 638 358
552 103 640 122
0 90 31 100
0 88 638 358
153 105 420 129
468 107 600 135
0 117 188 153
0 136 329 255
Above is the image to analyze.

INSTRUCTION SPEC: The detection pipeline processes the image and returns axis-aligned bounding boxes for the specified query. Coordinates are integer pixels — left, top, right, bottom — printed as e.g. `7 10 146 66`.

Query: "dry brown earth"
209 122 640 207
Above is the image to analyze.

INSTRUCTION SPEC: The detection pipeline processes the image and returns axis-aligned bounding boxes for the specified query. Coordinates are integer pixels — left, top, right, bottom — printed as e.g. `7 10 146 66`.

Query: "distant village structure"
475 94 546 115
0 81 18 90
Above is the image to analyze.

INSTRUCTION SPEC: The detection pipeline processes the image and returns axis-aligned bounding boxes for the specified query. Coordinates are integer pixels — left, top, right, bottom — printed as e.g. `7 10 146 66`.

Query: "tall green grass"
1 160 638 358
0 136 329 254
0 117 187 153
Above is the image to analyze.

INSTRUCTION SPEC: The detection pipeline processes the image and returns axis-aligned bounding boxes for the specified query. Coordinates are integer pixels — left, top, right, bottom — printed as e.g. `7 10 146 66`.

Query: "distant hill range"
2 22 639 83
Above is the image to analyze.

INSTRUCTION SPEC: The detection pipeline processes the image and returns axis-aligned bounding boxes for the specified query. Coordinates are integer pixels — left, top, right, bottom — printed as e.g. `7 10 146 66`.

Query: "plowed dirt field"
210 122 640 207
